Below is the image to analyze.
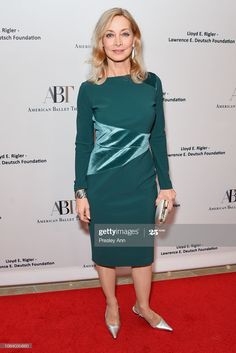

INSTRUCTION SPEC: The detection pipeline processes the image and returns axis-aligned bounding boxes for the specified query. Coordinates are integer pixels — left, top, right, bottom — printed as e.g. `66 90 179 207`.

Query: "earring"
131 45 135 59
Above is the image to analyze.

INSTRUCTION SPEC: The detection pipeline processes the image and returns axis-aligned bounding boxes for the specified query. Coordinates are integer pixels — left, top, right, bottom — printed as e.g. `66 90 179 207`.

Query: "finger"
78 214 90 223
79 208 90 223
82 217 90 223
155 197 163 206
77 209 85 221
77 212 82 220
77 208 83 217
85 207 91 220
167 201 173 212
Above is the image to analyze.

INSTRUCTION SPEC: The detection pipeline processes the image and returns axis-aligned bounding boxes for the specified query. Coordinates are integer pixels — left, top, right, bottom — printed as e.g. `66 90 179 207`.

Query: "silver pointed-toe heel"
132 305 173 331
105 305 120 339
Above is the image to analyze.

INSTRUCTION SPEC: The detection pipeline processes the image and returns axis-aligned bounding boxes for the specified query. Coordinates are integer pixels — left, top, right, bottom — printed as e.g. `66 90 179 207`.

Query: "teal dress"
74 72 173 267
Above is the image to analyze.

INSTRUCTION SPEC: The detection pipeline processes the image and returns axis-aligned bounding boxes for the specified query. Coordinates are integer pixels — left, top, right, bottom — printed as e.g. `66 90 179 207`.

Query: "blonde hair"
86 7 148 85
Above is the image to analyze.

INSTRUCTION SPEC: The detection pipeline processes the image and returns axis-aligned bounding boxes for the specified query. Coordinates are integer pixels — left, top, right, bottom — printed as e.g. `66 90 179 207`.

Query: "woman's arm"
149 75 173 190
74 82 94 193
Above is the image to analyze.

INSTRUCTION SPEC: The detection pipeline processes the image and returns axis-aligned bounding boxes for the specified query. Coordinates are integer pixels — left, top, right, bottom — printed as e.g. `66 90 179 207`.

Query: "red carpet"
0 272 236 353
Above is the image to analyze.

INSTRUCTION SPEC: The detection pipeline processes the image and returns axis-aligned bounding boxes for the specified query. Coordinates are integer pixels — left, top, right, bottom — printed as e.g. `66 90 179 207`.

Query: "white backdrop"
0 0 236 285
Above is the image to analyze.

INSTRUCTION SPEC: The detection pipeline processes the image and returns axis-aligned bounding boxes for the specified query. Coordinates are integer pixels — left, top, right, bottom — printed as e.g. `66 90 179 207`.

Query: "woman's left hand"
155 189 176 212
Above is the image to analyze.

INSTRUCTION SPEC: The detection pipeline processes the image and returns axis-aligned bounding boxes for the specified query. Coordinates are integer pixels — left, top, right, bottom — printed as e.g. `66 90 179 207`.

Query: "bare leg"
131 264 162 326
95 264 120 324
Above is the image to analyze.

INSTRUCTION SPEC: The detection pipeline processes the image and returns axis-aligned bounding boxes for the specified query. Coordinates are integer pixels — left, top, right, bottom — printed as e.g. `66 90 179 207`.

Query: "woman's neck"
106 60 131 77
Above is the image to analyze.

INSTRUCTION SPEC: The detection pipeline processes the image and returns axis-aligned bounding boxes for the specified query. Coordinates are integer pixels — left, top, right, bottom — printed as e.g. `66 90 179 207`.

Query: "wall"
0 0 235 285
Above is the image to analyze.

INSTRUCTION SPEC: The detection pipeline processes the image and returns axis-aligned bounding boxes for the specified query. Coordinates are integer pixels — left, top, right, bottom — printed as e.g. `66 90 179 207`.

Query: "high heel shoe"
105 305 120 339
132 305 173 331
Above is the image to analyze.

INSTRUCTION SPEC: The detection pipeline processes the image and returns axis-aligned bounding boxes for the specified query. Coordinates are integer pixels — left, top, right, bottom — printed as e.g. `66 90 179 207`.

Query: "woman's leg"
131 264 162 326
95 264 120 324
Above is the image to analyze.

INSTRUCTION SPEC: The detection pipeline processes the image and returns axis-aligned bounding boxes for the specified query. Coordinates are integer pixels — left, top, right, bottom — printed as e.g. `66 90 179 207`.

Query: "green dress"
74 72 173 267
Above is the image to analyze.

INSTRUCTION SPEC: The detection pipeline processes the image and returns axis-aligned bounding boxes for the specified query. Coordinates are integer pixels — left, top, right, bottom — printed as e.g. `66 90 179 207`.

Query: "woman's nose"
114 36 122 46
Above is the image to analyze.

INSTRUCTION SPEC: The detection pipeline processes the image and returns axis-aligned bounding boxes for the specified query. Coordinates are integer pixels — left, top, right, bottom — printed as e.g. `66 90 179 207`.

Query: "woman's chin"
107 52 132 63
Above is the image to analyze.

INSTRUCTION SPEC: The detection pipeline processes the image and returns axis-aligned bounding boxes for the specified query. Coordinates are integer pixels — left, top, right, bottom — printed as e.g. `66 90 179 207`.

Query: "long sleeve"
74 82 94 192
149 75 173 190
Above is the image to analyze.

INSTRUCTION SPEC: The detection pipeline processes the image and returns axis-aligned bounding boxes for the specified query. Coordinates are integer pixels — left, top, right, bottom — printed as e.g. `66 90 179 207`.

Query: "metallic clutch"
156 199 169 223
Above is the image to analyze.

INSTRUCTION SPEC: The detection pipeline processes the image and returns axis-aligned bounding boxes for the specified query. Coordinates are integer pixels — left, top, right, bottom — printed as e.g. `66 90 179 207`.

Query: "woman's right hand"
76 197 91 223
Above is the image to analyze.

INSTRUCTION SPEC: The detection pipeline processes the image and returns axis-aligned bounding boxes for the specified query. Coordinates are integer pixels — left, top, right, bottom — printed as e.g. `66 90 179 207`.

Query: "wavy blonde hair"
86 7 148 85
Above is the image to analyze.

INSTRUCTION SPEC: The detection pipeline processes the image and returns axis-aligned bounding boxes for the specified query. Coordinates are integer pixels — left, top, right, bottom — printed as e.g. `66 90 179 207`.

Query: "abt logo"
222 189 236 203
51 200 76 216
44 86 74 103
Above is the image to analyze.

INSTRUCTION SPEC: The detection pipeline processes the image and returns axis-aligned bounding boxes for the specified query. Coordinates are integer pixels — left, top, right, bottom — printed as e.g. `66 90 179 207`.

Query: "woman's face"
102 15 134 63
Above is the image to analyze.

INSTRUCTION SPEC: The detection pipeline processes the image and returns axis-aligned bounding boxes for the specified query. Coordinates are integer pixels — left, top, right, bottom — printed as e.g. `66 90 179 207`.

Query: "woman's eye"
122 32 130 36
105 33 114 38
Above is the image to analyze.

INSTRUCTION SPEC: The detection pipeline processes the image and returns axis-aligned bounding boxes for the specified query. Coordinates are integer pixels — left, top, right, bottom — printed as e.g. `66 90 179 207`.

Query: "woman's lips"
113 50 125 53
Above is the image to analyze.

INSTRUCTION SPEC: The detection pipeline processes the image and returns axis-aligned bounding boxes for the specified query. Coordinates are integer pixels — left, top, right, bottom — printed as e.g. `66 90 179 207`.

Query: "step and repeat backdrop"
0 0 236 285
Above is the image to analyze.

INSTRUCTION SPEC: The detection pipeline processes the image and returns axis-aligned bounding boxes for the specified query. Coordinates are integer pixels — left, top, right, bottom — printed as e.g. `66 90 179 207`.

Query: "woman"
74 7 176 339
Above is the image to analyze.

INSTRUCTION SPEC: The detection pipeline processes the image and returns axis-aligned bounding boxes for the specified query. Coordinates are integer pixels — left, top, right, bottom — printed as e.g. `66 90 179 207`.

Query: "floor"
0 264 235 296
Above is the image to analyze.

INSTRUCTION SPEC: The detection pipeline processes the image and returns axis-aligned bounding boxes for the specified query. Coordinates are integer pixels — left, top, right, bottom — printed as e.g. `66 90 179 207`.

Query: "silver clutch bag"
156 199 169 223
